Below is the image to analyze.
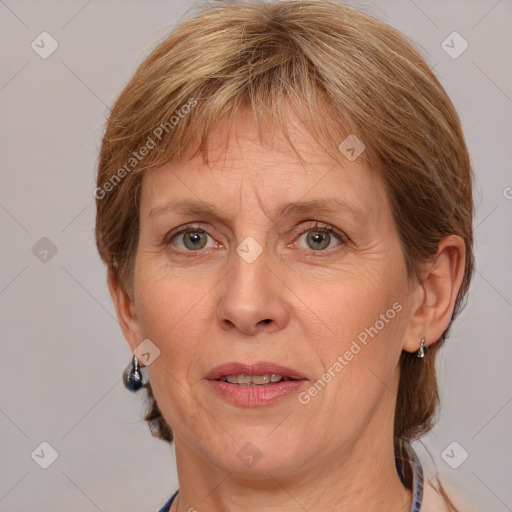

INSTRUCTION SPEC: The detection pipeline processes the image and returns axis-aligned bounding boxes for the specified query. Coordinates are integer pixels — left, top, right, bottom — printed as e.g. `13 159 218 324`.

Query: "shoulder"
422 479 453 511
422 478 475 512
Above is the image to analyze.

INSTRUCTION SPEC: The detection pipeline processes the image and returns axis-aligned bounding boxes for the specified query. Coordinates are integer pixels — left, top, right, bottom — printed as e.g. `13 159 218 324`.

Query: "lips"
205 361 307 381
205 361 308 407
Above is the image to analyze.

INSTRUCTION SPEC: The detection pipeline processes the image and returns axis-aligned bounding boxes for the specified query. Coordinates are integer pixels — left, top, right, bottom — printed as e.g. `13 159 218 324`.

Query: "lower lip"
206 379 306 407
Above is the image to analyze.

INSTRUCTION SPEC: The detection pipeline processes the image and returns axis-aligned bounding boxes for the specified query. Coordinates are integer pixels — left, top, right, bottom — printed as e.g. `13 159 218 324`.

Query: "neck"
172 447 411 512
170 372 412 512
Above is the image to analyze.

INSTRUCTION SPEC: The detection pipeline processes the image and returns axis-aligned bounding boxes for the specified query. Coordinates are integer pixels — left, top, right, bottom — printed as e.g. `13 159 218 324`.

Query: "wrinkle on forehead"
142 104 382 230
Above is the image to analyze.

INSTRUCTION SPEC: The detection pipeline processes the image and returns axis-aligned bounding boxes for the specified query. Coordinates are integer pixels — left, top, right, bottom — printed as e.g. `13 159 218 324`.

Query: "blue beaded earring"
123 355 144 391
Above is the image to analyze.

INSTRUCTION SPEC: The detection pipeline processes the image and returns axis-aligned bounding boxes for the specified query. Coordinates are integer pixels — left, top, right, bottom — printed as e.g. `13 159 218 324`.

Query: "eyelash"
164 221 348 257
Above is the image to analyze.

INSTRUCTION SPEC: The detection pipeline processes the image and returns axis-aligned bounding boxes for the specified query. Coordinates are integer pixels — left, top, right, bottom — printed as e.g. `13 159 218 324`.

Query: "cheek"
296 263 405 353
132 260 217 407
133 265 215 434
134 256 215 342
295 265 407 409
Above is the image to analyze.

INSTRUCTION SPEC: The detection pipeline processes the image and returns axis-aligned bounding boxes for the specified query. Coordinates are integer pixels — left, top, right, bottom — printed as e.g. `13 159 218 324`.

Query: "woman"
95 1 474 510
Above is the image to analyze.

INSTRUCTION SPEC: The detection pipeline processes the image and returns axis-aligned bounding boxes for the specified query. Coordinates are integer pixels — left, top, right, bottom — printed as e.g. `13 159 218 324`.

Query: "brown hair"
95 1 473 507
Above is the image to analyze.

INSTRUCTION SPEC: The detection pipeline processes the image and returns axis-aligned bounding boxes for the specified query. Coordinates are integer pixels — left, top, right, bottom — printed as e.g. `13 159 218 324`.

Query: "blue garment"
159 489 178 512
158 442 423 512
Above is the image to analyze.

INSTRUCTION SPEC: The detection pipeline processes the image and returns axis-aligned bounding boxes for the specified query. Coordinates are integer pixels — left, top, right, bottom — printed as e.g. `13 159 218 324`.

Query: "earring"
123 355 144 391
417 337 426 358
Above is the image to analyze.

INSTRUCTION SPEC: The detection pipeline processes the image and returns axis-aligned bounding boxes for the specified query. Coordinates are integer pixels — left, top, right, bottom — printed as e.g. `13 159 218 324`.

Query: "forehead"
139 106 384 223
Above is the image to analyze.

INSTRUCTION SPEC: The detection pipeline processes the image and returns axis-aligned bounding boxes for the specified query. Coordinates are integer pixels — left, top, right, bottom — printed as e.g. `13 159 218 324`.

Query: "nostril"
261 319 272 324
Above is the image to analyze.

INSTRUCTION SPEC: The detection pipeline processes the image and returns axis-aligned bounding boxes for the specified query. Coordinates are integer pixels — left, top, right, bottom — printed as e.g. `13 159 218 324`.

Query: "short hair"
95 0 474 471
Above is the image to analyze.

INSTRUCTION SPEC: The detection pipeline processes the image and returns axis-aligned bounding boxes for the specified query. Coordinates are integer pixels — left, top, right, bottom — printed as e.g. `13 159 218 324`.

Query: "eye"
166 225 219 252
164 222 347 257
294 222 346 253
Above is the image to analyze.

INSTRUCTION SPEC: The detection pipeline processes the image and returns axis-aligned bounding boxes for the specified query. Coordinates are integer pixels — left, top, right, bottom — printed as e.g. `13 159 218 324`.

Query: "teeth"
250 375 271 385
222 374 286 385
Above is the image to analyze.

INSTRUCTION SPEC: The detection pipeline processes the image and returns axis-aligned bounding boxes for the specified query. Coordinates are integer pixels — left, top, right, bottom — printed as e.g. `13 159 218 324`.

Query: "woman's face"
128 108 419 477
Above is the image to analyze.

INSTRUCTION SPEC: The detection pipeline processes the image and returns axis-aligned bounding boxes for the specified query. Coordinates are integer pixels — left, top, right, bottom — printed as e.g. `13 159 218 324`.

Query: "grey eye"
304 230 332 250
181 231 209 250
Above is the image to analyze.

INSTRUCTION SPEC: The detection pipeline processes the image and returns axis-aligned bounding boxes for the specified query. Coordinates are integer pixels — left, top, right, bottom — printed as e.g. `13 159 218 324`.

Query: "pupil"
307 231 330 250
185 231 206 250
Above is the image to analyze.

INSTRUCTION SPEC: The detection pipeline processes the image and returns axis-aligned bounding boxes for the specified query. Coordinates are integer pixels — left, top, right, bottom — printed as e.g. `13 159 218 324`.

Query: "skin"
109 106 466 512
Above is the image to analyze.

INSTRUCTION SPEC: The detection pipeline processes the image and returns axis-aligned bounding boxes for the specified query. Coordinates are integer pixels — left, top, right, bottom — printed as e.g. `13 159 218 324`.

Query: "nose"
216 249 290 336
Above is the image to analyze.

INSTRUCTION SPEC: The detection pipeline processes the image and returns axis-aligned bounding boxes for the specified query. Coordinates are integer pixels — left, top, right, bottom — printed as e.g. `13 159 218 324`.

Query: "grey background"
1 0 511 511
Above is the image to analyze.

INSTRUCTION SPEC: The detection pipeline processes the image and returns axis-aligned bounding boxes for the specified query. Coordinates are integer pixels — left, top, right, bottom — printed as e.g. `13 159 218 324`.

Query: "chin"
202 429 311 478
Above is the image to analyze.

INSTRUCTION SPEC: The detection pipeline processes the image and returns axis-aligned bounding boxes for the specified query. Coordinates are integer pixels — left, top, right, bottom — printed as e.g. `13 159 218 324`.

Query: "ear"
107 268 143 354
402 235 466 353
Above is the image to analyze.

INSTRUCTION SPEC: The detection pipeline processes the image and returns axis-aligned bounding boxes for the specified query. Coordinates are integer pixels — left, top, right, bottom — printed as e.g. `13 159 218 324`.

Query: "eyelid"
289 221 348 250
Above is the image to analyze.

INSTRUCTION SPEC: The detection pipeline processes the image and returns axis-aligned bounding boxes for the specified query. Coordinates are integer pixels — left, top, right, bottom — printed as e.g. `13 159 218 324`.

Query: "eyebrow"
148 198 367 224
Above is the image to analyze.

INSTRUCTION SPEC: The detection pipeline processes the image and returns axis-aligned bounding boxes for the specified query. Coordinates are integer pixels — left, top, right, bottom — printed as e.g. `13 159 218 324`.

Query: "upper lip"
205 361 307 381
